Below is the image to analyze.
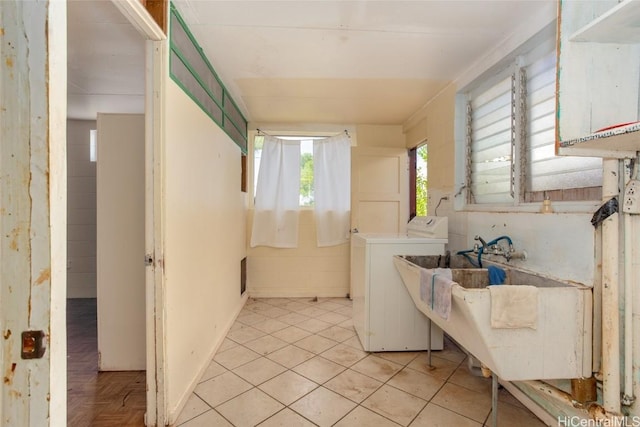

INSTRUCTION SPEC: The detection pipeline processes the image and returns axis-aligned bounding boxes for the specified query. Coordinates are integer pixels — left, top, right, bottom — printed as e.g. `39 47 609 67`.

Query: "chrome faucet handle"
474 235 488 247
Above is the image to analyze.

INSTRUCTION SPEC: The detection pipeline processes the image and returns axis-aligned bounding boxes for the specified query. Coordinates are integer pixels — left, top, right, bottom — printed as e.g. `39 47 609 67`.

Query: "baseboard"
247 287 350 299
167 292 249 425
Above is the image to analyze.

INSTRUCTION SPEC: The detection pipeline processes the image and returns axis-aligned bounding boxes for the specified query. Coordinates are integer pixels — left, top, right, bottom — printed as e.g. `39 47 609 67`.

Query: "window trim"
409 147 417 219
454 27 602 214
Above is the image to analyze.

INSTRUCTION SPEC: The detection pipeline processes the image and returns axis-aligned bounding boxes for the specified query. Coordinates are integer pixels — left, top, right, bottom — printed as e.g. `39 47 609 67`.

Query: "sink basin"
393 255 593 381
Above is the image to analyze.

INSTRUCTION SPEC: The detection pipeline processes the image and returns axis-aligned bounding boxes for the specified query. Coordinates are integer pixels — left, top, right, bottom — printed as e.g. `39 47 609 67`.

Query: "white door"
350 146 409 298
0 2 67 425
104 3 168 423
96 114 146 370
351 146 409 234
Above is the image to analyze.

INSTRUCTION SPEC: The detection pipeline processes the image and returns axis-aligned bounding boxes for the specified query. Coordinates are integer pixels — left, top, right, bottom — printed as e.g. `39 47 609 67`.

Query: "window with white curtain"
252 132 351 247
463 27 602 205
254 136 318 207
313 134 351 247
250 135 300 248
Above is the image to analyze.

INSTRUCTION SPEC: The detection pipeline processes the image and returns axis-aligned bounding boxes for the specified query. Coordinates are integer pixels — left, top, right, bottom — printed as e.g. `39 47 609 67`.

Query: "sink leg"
492 373 498 427
427 318 432 367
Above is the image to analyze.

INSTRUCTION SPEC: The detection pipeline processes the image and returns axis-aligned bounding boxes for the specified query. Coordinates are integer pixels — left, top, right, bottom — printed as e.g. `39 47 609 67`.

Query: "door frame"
0 2 68 425
109 1 167 425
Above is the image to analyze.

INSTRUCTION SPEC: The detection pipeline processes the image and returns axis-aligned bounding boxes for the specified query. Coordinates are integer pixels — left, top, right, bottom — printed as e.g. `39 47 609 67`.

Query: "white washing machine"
351 216 448 352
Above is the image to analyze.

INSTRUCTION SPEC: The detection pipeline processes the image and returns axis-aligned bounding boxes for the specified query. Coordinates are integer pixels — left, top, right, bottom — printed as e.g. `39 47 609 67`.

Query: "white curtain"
313 134 351 247
251 136 301 248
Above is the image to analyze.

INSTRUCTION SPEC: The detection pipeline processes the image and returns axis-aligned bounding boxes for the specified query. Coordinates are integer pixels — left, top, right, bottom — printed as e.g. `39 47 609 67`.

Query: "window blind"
526 51 601 192
468 75 515 204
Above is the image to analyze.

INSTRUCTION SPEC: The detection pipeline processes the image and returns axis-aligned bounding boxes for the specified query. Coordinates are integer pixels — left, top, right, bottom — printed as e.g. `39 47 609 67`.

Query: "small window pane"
300 140 314 206
89 129 97 162
526 50 602 192
253 136 321 207
469 76 514 204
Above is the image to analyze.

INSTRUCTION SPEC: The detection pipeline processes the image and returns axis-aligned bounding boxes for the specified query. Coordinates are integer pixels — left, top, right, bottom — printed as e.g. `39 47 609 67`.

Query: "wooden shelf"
558 122 640 158
571 0 640 44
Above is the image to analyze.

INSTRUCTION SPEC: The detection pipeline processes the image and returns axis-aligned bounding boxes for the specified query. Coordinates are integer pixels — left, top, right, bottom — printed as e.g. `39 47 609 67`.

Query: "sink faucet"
474 235 526 262
474 235 488 249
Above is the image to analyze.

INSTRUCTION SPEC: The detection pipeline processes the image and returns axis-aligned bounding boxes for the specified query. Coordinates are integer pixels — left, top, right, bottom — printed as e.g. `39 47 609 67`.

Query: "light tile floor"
173 297 546 427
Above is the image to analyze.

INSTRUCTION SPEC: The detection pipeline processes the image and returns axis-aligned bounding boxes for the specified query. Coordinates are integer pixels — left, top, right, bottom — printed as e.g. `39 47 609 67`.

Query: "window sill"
459 201 601 215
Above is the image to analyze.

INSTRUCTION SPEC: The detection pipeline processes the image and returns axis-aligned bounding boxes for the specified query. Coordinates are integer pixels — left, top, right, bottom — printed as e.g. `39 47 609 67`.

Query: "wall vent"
240 257 247 295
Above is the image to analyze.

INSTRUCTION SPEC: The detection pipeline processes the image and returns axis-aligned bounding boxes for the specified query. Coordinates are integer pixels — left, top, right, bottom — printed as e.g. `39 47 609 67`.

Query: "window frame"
454 26 602 213
251 131 332 209
409 142 428 219
465 64 520 205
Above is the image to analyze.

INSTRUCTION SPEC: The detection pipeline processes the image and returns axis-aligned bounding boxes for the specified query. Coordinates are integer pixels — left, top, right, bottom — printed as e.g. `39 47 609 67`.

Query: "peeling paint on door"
1 1 67 426
33 269 50 286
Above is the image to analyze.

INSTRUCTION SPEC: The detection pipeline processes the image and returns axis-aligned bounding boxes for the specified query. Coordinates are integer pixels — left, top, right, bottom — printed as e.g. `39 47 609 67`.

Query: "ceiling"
67 0 556 125
67 0 146 120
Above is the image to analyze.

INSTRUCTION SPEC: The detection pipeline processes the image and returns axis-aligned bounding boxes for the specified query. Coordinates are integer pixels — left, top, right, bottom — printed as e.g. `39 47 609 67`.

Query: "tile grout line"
182 297 541 427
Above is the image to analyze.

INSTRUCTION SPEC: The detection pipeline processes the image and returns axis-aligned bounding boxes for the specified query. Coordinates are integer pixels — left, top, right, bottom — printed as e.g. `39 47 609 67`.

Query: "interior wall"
96 113 146 370
463 212 595 285
164 80 247 421
355 124 406 149
247 210 350 298
404 84 458 239
67 119 97 298
403 79 596 285
246 124 405 298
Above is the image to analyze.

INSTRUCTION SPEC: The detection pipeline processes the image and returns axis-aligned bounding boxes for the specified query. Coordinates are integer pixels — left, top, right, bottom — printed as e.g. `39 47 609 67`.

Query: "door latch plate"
21 330 46 359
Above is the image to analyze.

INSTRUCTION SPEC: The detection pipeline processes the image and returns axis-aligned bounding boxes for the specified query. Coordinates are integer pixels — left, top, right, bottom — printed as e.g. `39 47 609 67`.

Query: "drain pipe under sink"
601 158 621 414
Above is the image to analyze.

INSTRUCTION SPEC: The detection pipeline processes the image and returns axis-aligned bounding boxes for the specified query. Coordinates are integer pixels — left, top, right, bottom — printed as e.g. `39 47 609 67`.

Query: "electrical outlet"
622 179 640 214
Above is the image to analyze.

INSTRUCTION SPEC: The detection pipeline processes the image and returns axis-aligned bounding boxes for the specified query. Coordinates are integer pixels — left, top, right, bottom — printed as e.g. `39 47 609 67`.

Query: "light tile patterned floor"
173 297 546 427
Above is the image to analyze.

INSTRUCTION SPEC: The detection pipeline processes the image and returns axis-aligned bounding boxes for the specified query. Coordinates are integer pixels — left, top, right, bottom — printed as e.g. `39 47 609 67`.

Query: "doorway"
66 1 149 425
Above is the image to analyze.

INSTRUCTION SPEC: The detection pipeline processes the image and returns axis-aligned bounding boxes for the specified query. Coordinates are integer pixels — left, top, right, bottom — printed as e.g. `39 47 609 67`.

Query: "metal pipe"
623 212 633 405
601 158 620 414
427 317 432 367
486 235 513 246
491 373 498 427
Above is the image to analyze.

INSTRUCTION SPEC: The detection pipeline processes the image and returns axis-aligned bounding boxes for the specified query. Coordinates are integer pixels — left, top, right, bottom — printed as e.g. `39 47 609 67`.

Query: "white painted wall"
405 91 598 286
96 114 146 370
164 81 247 422
247 209 350 297
462 212 595 285
67 119 97 298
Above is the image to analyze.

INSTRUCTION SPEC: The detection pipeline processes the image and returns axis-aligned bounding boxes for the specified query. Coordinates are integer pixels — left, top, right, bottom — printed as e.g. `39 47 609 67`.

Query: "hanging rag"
591 197 618 227
487 265 506 285
489 285 538 329
420 268 454 320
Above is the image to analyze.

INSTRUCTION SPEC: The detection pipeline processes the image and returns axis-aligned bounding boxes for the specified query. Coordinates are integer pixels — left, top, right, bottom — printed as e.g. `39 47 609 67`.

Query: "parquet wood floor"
67 298 146 427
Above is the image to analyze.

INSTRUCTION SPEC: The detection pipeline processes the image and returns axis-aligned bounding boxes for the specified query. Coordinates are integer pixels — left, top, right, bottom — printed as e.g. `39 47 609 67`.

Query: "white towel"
420 268 454 320
489 285 538 329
